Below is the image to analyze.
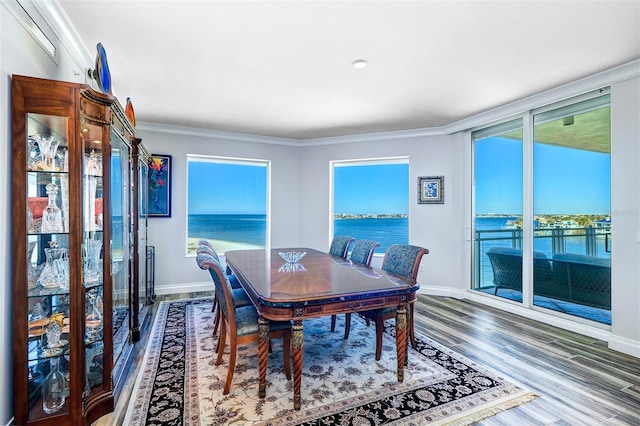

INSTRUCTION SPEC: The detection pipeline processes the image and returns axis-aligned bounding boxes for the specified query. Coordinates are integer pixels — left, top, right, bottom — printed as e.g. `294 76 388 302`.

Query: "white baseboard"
154 281 213 296
608 333 640 357
418 286 465 299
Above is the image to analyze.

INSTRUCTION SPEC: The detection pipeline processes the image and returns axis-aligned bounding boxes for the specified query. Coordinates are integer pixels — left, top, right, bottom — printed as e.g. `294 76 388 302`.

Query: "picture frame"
418 176 444 204
148 154 172 217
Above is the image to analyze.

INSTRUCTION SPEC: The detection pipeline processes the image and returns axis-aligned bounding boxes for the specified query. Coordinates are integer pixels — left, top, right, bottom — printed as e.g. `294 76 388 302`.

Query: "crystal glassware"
83 237 103 284
40 182 64 233
85 289 103 340
278 251 307 273
278 251 307 263
38 241 69 290
42 356 66 414
31 134 60 171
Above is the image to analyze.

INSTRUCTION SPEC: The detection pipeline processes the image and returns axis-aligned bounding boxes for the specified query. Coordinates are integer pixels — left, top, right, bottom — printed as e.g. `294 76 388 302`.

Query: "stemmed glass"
30 134 60 171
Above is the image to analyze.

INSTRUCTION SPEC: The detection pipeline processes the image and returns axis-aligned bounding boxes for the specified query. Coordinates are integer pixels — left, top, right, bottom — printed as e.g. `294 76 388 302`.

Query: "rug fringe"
438 391 539 426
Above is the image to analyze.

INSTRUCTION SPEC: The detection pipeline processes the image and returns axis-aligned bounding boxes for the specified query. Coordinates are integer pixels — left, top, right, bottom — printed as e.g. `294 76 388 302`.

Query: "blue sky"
188 161 267 214
188 161 409 215
475 137 611 215
188 142 609 217
334 163 409 214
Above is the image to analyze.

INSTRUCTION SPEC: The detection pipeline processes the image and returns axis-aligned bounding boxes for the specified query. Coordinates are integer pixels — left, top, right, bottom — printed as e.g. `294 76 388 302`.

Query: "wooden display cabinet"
11 75 141 425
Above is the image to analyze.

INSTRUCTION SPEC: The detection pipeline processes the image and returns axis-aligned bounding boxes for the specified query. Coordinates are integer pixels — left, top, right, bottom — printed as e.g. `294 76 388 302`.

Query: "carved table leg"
258 317 269 398
396 306 407 382
292 320 304 410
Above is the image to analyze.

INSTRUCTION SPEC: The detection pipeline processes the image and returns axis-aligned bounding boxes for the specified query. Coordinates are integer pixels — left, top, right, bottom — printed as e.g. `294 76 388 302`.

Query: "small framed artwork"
418 176 444 204
148 154 172 217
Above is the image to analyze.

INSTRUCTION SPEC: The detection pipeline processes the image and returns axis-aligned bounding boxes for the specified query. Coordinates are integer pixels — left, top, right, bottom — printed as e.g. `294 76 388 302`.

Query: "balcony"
474 224 611 324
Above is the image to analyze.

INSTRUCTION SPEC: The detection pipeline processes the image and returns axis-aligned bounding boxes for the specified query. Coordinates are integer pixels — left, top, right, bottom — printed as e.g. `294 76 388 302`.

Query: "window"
332 158 409 254
186 155 268 255
472 92 611 324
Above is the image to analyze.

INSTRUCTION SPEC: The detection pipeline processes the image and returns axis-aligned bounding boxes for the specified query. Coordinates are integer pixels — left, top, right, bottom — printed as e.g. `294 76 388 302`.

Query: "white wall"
298 133 465 291
610 76 640 355
136 125 304 294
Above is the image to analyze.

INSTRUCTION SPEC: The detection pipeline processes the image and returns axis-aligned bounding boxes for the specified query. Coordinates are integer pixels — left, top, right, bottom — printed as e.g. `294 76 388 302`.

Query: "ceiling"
57 1 640 140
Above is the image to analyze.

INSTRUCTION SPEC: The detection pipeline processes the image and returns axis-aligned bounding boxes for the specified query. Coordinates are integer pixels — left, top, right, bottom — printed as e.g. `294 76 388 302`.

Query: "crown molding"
301 126 447 146
443 59 640 135
135 122 302 147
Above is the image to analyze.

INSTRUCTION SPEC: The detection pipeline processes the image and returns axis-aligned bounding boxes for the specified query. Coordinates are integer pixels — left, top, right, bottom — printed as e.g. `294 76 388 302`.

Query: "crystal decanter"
38 241 69 290
42 355 66 414
40 182 64 233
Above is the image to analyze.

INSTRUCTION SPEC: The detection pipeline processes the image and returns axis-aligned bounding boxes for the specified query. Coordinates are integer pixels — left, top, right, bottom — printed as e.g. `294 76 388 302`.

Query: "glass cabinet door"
138 145 149 309
25 113 72 421
81 119 106 398
110 130 131 375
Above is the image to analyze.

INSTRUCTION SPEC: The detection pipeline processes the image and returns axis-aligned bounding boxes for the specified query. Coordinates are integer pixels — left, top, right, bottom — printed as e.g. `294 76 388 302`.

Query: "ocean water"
334 217 408 254
188 215 607 260
188 214 266 246
187 214 407 253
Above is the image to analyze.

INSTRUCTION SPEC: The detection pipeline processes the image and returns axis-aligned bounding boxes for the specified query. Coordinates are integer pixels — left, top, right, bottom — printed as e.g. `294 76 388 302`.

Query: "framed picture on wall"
149 154 172 217
418 176 444 204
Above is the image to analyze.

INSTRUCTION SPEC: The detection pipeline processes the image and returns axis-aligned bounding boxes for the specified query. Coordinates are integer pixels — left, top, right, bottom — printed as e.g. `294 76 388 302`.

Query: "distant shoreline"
334 213 407 219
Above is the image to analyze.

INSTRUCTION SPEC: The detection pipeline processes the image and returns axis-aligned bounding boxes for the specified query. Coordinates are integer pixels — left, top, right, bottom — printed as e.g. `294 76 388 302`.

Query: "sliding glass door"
532 95 611 323
472 92 611 325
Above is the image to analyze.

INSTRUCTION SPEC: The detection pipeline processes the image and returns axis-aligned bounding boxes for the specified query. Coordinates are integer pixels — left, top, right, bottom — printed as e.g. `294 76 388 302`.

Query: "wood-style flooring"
96 292 640 425
413 295 640 425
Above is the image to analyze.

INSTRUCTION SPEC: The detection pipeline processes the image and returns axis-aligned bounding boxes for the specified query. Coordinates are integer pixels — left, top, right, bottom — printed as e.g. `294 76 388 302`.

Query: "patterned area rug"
124 298 536 425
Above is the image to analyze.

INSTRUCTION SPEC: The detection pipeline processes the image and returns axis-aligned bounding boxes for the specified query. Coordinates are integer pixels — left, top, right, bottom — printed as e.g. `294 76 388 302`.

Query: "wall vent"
15 0 57 61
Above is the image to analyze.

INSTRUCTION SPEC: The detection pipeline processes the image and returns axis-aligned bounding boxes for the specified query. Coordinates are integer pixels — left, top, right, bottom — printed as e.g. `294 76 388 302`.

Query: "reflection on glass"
472 119 524 299
111 132 131 368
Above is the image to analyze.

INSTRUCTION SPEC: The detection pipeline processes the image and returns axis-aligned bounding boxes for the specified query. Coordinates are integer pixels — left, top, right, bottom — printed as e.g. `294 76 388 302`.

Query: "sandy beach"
187 237 262 254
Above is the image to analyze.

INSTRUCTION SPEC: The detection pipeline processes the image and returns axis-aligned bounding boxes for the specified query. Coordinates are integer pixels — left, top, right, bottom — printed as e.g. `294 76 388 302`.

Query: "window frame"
185 154 270 256
330 156 410 255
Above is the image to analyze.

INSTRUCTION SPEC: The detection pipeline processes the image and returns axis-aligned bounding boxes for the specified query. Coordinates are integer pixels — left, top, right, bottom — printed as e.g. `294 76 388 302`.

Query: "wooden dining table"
224 247 419 410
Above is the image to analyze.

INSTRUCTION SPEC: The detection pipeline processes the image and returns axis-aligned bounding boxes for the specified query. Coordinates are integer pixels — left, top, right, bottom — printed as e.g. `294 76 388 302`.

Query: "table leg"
257 317 269 398
292 320 304 410
396 306 407 382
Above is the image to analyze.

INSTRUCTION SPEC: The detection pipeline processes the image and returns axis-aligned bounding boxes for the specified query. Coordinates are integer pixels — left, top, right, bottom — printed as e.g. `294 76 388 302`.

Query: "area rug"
124 298 536 425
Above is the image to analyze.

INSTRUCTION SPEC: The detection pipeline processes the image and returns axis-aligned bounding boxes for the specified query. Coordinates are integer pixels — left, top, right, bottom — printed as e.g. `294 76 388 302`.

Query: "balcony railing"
474 225 611 323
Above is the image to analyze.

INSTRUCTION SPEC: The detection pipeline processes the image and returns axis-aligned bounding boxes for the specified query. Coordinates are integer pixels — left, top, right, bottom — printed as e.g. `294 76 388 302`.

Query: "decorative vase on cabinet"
11 75 141 425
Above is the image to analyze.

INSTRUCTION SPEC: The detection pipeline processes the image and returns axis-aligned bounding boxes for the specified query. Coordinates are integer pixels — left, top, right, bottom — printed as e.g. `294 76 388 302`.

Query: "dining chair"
196 243 251 338
197 239 238 282
328 235 354 258
360 244 428 361
330 239 380 338
197 252 292 394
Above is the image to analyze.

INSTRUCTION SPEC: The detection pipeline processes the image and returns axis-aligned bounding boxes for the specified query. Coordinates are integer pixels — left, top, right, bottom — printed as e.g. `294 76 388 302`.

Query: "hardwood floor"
96 292 639 425
413 295 640 425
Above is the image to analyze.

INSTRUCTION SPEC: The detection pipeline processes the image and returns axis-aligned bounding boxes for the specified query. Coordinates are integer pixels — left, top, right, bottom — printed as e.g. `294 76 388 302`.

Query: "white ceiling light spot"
352 59 368 69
